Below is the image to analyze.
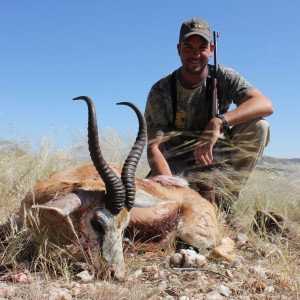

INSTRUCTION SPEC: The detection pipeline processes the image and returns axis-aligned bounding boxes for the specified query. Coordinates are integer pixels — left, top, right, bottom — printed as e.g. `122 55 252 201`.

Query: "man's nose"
192 48 201 57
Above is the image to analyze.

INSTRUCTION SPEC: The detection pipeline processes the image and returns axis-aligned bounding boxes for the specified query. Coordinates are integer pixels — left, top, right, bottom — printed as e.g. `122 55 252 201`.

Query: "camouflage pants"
167 117 270 197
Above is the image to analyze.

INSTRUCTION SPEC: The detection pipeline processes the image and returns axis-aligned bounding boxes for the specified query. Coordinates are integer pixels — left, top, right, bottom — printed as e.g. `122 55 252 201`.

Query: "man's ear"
177 43 181 56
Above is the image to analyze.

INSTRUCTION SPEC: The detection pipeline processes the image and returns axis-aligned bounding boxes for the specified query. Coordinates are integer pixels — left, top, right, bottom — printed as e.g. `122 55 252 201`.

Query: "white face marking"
77 207 129 280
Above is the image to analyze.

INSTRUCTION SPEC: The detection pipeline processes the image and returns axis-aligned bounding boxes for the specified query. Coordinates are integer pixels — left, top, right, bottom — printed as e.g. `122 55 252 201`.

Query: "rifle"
210 31 230 166
197 31 222 205
212 31 220 118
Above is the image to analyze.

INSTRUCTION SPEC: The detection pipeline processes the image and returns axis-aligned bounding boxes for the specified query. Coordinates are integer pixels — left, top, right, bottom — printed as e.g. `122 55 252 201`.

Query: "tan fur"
131 177 220 248
20 163 220 250
19 164 106 252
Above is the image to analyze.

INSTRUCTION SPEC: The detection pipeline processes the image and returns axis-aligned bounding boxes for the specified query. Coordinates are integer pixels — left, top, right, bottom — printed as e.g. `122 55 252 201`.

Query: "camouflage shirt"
144 64 254 160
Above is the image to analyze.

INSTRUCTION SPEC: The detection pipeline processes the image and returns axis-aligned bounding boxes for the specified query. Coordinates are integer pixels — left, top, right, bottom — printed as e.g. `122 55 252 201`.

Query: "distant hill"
257 156 300 186
259 156 300 166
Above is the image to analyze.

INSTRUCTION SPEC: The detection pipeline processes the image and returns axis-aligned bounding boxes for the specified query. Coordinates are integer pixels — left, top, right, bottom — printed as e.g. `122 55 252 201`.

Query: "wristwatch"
215 114 229 130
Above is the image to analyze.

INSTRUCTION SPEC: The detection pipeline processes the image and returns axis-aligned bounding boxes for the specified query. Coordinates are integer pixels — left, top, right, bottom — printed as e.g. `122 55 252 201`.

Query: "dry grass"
0 131 300 299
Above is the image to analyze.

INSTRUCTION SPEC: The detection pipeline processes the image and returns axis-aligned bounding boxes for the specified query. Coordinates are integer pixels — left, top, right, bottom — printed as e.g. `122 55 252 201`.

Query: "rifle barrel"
212 31 220 117
213 31 219 76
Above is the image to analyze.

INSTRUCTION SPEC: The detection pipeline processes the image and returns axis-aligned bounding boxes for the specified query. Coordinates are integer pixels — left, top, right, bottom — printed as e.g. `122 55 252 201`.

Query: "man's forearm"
147 147 172 176
147 131 173 176
223 89 274 127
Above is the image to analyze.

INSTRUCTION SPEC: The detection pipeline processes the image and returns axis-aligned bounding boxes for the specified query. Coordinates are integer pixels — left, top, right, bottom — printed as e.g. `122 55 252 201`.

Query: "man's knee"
251 118 270 146
229 118 270 180
231 118 270 147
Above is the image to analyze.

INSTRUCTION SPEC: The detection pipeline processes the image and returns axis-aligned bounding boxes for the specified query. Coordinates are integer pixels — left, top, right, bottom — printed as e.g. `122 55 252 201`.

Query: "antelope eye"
90 216 106 236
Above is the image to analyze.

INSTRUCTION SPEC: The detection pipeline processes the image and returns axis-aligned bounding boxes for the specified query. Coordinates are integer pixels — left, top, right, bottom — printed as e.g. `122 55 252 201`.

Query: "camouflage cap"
179 18 212 43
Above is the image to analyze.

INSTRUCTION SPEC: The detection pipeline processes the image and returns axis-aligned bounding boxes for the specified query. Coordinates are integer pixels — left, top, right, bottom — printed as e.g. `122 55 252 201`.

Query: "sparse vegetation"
0 131 300 299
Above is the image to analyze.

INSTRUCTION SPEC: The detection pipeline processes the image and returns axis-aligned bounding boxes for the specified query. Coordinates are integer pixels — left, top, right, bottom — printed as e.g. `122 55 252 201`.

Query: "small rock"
179 296 190 300
195 254 206 267
211 237 236 263
265 285 275 293
180 249 196 255
180 249 206 268
163 295 175 299
218 284 231 297
75 270 94 282
170 253 183 266
205 290 225 299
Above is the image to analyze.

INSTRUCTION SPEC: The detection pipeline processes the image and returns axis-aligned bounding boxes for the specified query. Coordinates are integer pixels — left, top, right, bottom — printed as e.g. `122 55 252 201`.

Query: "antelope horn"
73 96 126 215
117 102 147 210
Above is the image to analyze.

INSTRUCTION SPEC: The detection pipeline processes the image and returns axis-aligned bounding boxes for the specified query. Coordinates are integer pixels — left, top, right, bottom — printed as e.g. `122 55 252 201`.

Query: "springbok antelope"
18 96 220 281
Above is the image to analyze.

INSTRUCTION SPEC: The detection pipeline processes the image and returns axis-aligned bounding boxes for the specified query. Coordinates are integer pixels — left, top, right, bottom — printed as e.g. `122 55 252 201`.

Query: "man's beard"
185 63 207 75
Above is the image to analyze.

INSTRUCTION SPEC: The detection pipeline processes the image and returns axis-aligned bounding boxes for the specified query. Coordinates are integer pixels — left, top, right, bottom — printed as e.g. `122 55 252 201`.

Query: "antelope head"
21 96 146 280
73 96 146 280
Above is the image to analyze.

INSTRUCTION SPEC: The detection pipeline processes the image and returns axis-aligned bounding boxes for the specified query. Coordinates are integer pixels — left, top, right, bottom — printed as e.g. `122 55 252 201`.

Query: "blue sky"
0 0 299 158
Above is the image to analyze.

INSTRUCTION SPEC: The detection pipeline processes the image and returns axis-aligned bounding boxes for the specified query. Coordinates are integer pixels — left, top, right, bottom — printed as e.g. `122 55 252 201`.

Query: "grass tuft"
0 130 299 298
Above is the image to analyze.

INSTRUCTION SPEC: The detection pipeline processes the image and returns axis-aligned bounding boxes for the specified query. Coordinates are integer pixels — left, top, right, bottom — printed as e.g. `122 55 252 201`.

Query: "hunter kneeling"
145 17 273 210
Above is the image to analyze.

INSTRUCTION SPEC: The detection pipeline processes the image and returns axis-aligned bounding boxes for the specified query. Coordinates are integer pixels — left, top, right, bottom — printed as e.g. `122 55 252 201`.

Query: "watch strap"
215 114 228 130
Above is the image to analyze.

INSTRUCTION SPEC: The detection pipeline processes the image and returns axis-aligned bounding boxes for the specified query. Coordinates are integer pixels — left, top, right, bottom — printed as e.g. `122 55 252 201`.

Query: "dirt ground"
0 226 298 300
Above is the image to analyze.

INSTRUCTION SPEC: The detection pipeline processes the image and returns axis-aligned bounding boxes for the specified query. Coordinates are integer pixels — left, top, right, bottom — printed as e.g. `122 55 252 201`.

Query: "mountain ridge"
259 156 300 166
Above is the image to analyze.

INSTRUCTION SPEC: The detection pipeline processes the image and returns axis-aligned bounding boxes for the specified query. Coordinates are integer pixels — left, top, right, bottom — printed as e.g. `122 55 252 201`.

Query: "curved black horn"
116 102 147 210
73 96 126 215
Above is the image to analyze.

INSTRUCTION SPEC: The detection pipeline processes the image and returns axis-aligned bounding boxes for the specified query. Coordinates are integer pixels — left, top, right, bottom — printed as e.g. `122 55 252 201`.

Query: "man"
145 18 274 206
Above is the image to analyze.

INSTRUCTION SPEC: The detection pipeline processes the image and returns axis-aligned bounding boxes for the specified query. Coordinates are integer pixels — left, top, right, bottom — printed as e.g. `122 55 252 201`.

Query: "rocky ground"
0 225 298 300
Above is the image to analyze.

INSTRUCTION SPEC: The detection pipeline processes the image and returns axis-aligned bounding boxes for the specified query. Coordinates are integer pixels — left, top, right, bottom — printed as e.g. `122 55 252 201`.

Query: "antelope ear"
31 193 81 217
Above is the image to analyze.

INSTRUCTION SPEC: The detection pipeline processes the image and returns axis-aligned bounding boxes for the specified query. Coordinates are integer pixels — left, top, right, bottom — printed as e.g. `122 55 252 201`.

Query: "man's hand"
194 117 223 165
